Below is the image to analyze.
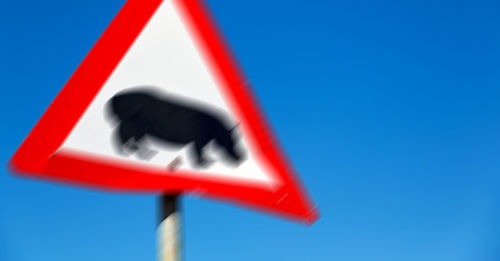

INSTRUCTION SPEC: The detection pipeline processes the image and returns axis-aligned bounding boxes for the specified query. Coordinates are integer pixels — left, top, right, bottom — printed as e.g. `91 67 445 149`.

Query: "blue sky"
1 0 500 260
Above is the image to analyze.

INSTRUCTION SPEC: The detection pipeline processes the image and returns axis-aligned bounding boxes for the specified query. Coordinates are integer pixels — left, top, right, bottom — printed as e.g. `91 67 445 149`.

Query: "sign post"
158 194 181 261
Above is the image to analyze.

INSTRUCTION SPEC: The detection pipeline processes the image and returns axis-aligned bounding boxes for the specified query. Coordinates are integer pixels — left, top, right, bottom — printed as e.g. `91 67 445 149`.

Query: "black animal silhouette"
108 89 244 167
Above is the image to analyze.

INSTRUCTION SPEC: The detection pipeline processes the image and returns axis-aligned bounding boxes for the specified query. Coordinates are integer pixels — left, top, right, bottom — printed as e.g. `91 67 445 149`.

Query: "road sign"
9 0 318 224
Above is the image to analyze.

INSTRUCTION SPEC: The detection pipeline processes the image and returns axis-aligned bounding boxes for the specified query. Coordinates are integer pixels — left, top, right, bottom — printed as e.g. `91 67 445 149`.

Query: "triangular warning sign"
9 0 318 224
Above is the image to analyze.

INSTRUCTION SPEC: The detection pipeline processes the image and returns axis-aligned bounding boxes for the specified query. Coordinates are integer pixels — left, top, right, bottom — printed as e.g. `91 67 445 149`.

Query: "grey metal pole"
158 194 181 261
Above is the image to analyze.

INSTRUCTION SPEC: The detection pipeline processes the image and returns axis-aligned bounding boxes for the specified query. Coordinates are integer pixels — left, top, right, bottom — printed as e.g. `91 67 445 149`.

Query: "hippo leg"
192 138 212 167
137 146 158 160
116 120 150 155
116 122 138 153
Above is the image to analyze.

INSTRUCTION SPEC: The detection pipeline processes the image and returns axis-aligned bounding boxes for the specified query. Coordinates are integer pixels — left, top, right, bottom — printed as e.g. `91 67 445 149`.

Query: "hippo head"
217 126 245 165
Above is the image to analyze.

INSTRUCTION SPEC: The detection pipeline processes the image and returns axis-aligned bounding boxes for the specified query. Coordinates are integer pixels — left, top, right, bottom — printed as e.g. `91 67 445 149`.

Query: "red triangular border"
9 0 319 224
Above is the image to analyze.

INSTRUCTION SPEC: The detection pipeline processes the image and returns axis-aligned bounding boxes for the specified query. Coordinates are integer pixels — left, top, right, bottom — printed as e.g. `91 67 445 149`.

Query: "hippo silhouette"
107 88 244 167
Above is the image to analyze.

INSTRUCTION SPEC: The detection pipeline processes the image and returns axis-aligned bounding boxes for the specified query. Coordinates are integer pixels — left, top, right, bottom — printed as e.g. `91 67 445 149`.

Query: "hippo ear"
230 123 240 137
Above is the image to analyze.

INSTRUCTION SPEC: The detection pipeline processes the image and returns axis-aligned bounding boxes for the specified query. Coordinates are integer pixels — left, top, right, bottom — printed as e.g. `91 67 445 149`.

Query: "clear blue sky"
1 0 500 260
